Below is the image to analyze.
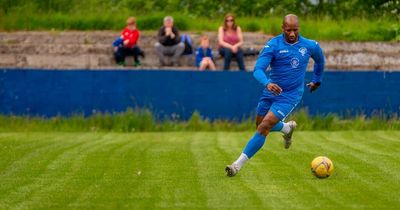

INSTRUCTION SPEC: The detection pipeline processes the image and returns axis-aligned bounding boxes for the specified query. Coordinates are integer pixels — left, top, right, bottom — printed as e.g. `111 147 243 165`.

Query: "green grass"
0 131 399 209
1 0 399 41
1 109 400 132
0 10 398 41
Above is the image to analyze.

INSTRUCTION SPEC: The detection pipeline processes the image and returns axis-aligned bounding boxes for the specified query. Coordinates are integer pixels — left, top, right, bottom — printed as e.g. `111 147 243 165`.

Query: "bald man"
226 14 325 177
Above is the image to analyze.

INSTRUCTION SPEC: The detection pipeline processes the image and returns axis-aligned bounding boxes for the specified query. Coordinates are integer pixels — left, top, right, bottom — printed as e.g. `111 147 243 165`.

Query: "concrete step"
1 31 400 70
0 53 259 70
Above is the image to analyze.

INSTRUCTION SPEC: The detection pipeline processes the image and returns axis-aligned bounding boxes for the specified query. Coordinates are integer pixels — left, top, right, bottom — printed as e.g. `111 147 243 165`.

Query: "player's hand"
306 82 320 93
267 83 282 95
123 39 130 46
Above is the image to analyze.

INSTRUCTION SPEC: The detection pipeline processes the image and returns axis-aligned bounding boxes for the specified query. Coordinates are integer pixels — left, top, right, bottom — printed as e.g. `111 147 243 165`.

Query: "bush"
243 21 261 32
0 6 397 41
138 15 164 30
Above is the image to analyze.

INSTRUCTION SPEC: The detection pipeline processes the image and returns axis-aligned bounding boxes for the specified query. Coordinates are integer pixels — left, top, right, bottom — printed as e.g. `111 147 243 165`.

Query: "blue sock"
270 121 283 132
243 132 267 159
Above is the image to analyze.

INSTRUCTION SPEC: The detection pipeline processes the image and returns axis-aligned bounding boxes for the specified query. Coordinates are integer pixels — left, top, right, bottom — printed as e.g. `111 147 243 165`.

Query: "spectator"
218 13 246 71
195 36 216 71
114 17 144 66
155 16 185 66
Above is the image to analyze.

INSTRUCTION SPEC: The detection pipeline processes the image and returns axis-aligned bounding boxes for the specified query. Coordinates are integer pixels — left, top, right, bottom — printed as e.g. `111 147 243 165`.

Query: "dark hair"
223 13 237 31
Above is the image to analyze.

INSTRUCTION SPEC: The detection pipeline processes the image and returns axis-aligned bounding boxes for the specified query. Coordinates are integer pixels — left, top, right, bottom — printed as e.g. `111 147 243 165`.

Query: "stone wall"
0 31 399 71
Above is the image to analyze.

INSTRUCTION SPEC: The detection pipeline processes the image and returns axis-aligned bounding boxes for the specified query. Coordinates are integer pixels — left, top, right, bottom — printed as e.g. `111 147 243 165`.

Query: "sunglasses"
225 19 234 22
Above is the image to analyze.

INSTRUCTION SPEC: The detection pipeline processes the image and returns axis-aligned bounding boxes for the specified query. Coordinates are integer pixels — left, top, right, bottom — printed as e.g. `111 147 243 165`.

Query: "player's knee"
257 121 274 135
255 116 263 128
255 121 261 129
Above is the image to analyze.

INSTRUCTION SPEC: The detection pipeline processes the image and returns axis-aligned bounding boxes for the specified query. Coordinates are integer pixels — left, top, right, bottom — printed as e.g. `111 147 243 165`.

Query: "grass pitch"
0 131 399 209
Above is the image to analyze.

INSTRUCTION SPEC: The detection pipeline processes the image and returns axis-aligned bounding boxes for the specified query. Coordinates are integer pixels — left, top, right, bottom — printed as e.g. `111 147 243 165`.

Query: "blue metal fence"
1 69 399 119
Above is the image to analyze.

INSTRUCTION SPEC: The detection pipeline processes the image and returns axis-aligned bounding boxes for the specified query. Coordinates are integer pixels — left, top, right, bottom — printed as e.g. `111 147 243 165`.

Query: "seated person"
218 13 246 71
113 17 144 66
195 36 216 71
154 16 185 66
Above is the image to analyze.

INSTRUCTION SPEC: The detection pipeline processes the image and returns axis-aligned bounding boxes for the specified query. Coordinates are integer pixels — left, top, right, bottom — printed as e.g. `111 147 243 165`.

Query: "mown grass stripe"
16 135 134 209
1 133 112 209
242 133 345 209
65 133 159 209
0 133 60 173
190 132 267 209
299 131 399 209
0 131 399 209
142 133 208 209
0 133 92 201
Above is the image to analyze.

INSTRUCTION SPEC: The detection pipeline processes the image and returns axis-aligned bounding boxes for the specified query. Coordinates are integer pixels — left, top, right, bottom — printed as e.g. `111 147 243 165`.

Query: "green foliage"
187 111 207 131
1 0 398 19
0 0 399 41
138 15 164 31
289 109 400 131
242 21 261 32
368 24 400 41
0 108 399 132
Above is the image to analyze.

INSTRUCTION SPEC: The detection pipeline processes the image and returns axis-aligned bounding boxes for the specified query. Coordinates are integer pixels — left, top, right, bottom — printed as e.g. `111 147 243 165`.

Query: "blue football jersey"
253 34 325 103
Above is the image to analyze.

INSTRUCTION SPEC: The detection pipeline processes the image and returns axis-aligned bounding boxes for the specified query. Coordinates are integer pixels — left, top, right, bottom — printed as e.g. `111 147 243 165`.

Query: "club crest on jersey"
299 47 307 56
290 57 300 68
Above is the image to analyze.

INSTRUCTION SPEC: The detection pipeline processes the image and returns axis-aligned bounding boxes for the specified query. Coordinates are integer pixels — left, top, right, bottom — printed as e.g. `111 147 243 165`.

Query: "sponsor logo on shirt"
290 57 300 68
299 47 307 56
279 50 289 53
264 45 270 48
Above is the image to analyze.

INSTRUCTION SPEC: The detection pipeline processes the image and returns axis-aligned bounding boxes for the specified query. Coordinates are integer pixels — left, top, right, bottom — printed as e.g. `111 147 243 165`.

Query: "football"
311 156 334 178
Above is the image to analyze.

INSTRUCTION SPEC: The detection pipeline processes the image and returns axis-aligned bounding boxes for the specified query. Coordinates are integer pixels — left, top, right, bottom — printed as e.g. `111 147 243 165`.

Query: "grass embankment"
0 11 398 41
0 131 399 209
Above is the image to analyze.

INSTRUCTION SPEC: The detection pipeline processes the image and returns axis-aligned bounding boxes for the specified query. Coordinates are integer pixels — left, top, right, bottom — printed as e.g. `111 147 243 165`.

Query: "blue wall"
1 69 399 119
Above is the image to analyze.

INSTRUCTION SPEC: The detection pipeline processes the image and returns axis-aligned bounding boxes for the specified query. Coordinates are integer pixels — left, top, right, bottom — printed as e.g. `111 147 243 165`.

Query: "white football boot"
225 164 240 177
283 120 297 149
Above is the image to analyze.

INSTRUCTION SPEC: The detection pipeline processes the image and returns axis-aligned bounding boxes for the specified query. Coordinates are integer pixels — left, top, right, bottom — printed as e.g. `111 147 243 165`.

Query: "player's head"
282 14 299 44
163 16 174 28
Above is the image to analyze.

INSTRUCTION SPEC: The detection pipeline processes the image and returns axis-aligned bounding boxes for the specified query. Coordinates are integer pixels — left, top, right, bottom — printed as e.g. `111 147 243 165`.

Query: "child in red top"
122 17 140 48
114 17 144 66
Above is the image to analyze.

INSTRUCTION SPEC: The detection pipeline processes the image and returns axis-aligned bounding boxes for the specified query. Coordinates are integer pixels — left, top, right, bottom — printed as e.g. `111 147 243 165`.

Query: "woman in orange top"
218 13 246 71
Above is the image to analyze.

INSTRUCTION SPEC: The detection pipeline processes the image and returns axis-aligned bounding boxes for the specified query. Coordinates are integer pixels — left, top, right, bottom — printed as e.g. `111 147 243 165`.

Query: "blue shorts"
256 98 297 121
